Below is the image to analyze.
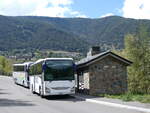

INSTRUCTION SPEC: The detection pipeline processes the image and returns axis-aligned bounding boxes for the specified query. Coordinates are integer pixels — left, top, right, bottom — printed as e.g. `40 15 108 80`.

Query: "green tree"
0 56 12 76
124 26 150 94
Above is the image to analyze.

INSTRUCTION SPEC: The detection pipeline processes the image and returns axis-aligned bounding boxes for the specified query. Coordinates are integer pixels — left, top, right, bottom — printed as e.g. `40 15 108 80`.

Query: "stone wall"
88 56 127 95
83 72 90 94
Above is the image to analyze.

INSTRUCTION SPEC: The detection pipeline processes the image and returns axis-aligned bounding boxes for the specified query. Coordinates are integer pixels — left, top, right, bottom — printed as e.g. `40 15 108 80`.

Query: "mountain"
0 15 150 53
0 16 88 52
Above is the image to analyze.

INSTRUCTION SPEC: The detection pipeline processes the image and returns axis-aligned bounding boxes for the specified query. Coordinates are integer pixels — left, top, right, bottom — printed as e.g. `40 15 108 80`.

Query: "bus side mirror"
73 63 77 72
42 63 47 71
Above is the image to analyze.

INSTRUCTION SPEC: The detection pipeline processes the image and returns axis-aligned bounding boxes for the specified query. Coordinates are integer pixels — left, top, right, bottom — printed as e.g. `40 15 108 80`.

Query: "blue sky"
71 0 124 18
0 0 150 19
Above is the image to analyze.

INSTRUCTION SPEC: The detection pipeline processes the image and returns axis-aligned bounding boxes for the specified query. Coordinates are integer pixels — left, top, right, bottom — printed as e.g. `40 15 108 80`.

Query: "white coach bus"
29 58 75 97
12 62 33 87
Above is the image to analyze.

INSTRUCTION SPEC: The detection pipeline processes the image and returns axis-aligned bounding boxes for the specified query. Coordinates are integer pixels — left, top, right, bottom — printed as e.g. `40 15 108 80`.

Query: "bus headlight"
45 87 51 93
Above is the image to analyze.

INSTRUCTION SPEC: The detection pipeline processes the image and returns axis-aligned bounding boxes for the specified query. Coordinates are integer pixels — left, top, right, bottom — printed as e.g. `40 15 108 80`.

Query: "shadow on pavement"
0 88 5 91
0 92 11 95
0 98 35 107
0 88 11 95
44 95 85 102
75 93 102 99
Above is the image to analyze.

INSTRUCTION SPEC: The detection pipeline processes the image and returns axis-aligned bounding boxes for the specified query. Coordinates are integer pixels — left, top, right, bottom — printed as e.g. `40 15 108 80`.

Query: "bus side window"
36 63 42 75
29 66 34 76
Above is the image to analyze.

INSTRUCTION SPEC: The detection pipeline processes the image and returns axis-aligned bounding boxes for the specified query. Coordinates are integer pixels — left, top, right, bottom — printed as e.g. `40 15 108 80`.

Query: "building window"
98 67 101 70
112 66 116 68
103 65 109 69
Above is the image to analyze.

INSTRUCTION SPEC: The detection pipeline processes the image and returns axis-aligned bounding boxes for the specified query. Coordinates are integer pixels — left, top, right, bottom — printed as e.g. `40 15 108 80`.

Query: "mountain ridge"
0 15 150 53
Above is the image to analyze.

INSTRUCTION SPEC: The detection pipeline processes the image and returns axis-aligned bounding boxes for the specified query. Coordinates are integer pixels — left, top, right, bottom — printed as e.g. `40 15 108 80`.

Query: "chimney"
87 46 101 57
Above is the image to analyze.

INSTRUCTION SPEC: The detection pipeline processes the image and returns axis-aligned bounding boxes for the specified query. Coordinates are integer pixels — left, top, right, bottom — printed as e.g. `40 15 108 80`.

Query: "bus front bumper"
44 88 75 96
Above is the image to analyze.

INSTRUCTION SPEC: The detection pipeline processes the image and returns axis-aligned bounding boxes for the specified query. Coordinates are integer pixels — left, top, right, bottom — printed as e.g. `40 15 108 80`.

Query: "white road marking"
75 96 150 113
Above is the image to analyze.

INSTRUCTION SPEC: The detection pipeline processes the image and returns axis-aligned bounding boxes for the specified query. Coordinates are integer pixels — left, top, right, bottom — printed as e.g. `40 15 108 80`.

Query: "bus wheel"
39 87 44 98
31 85 35 94
14 80 17 84
22 81 25 86
14 78 17 85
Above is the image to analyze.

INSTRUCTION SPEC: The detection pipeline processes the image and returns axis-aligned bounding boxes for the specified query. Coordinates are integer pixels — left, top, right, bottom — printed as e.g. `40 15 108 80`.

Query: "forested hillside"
0 15 150 53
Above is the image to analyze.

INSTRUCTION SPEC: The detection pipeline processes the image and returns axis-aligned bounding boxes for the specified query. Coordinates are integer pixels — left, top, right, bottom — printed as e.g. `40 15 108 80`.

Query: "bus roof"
13 62 33 66
45 58 73 61
32 58 73 65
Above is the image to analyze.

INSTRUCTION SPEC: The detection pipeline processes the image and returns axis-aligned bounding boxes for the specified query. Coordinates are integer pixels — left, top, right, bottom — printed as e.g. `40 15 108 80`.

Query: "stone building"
76 46 132 95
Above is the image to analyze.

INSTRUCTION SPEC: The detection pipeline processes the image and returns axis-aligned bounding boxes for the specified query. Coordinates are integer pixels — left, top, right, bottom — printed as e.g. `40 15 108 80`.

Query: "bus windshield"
44 60 74 81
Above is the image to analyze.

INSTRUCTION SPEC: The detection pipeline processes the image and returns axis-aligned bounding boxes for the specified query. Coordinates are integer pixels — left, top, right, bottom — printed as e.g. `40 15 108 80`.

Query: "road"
0 76 146 113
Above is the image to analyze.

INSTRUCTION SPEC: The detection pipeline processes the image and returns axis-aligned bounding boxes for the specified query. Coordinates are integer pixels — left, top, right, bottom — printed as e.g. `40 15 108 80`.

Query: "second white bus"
13 62 33 87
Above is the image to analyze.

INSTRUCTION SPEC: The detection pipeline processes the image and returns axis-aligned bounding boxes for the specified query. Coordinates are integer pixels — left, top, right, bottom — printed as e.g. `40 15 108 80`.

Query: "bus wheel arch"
22 80 25 86
39 86 44 98
31 84 35 94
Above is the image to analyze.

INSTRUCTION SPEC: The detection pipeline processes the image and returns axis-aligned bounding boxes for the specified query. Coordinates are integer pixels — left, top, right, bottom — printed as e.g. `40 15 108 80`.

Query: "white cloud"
122 0 150 19
0 0 37 16
100 13 114 18
0 0 86 17
48 0 73 6
70 11 87 18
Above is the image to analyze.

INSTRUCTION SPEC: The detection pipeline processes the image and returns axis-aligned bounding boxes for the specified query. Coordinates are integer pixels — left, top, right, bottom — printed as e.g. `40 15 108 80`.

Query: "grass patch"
98 93 150 103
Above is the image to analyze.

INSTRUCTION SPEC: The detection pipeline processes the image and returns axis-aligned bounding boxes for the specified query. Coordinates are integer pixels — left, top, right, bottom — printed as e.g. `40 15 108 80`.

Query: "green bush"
0 56 12 76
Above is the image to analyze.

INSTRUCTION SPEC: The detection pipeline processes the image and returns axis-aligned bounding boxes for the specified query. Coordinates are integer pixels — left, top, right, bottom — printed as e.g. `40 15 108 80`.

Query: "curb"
74 95 150 113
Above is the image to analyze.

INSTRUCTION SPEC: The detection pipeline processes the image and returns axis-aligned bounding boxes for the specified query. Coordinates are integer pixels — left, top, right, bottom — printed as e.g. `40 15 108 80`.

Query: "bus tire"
14 80 17 84
14 78 18 85
31 85 35 94
22 80 25 86
39 87 44 98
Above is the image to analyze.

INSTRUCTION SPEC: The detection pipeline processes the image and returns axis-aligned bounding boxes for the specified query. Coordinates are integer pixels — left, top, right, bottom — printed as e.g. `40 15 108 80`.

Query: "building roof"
76 51 132 68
